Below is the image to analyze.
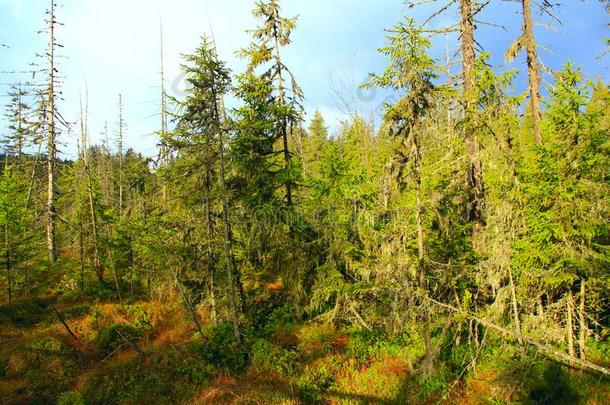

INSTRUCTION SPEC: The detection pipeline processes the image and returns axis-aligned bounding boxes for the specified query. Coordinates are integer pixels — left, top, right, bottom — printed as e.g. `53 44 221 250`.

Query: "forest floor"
1 289 609 404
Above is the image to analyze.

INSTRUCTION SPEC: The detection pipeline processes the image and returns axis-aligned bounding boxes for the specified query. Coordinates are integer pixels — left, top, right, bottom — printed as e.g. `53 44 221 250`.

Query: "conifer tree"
240 0 303 206
365 17 442 358
171 37 242 341
3 83 34 158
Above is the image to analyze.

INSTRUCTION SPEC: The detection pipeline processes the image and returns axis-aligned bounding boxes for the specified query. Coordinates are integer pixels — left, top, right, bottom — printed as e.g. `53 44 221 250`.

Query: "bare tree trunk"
538 295 545 319
522 0 542 145
81 98 103 284
79 217 85 291
411 128 431 358
101 122 113 207
117 95 124 216
209 266 217 325
274 36 292 206
459 0 485 232
5 224 12 304
159 20 169 206
578 278 587 360
424 294 610 376
453 288 462 345
170 264 203 335
508 265 522 344
204 171 217 325
566 290 575 357
210 55 241 343
46 0 57 270
110 252 123 304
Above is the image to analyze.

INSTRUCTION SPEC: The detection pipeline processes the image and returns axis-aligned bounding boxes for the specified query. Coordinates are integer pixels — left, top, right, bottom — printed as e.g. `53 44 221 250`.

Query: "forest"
0 0 609 403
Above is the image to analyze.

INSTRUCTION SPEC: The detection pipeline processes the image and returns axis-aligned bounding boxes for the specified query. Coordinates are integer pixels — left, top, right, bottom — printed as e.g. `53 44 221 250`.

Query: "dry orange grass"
188 372 301 405
453 369 510 405
265 281 283 293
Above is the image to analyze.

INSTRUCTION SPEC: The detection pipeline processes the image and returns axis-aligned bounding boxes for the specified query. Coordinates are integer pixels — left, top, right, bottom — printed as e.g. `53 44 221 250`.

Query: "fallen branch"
349 302 372 332
424 295 610 377
51 304 79 343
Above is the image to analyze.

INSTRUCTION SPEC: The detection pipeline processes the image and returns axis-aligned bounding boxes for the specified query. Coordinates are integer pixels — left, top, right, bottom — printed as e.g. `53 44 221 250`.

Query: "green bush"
96 323 144 356
57 391 85 405
199 323 249 374
297 356 341 402
83 360 165 405
345 328 387 364
250 338 299 375
262 304 298 337
0 298 52 326
524 362 583 404
82 345 215 405
124 304 151 329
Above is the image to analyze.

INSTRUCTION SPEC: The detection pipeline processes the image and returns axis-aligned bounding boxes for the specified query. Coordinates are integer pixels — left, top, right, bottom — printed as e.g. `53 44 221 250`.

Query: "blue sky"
0 0 608 159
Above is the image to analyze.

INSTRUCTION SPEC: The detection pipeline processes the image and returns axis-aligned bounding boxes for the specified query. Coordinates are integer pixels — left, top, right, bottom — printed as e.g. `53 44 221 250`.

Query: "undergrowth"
0 293 608 404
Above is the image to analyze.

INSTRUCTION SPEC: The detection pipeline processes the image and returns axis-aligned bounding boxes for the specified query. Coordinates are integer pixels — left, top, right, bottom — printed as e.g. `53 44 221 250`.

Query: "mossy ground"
1 291 608 404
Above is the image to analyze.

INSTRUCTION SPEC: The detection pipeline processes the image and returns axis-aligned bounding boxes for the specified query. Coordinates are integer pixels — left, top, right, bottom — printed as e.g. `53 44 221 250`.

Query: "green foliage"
250 338 298 375
0 297 52 326
57 391 85 405
200 323 249 374
96 323 145 356
261 303 298 337
344 328 388 364
1 4 609 405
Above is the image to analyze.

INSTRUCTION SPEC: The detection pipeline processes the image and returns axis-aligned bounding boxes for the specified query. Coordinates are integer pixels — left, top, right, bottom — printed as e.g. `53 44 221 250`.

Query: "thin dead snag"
521 0 543 144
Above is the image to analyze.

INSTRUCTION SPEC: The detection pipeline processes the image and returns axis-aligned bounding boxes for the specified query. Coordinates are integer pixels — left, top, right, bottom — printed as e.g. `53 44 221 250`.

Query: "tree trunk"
412 131 431 358
170 265 203 335
211 66 242 343
275 36 292 206
159 21 169 206
522 0 542 145
81 101 103 285
508 265 522 343
204 171 217 325
578 278 587 360
459 0 485 232
117 95 124 216
566 290 575 358
46 0 57 270
79 218 85 291
5 224 12 304
538 295 545 319
424 294 610 376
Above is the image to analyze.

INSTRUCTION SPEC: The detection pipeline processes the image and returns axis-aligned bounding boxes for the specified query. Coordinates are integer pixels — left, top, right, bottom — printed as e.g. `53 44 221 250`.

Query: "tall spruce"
172 37 242 342
242 0 303 206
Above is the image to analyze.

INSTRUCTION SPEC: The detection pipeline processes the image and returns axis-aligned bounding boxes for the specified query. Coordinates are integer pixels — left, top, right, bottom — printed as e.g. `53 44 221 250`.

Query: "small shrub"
345 328 387 364
200 323 249 374
57 391 85 405
250 338 299 376
124 304 151 329
0 298 52 326
96 323 144 355
262 304 298 337
297 324 339 360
